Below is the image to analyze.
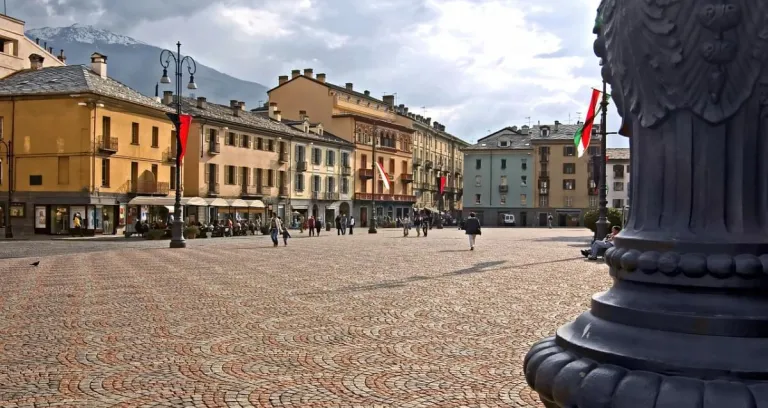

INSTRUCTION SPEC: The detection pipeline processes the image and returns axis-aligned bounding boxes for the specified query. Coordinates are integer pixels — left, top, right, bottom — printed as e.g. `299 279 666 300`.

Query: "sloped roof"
176 98 353 147
606 148 630 160
0 65 172 111
530 123 602 142
464 126 532 151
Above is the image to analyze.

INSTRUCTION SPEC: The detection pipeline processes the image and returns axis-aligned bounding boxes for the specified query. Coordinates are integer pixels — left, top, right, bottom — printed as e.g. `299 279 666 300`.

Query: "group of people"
399 213 431 237
299 214 356 236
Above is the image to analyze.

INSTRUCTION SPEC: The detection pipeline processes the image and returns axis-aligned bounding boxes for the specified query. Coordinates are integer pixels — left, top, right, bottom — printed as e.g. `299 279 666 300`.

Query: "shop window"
29 175 42 185
9 202 24 217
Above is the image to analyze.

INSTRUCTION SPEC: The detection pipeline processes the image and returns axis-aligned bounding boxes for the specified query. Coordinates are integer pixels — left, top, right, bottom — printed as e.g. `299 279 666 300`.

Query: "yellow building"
0 53 176 235
0 14 66 78
394 107 469 218
531 121 600 227
267 69 415 227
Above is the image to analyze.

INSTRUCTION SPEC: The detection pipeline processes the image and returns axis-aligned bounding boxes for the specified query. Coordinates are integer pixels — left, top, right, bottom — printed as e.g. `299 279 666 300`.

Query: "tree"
584 207 623 233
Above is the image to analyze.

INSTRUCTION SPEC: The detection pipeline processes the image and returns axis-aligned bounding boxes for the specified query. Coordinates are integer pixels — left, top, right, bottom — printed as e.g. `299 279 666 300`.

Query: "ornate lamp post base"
524 0 768 405
169 220 186 248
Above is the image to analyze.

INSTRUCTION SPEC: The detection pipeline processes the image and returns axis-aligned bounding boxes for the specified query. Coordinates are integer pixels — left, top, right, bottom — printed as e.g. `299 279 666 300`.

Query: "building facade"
531 121 601 227
266 69 415 227
0 14 66 78
461 126 534 226
606 148 630 210
0 54 176 236
394 108 468 218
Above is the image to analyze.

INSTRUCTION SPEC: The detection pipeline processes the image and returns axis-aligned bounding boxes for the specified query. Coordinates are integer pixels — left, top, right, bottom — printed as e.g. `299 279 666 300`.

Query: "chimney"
274 110 282 122
238 101 246 111
163 91 173 105
303 68 313 78
299 110 307 120
404 107 409 114
35 38 39 45
230 100 239 108
57 49 66 63
48 47 53 54
43 41 47 49
382 94 395 106
278 75 289 85
441 124 446 131
291 69 301 79
345 82 353 90
197 97 207 109
426 117 432 126
433 121 439 129
364 90 370 96
554 120 560 132
28 54 44 70
90 52 107 79
316 73 326 83
268 102 278 119
233 105 240 117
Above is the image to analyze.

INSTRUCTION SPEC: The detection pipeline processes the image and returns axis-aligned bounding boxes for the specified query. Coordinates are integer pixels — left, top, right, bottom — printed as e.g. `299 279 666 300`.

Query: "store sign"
34 206 46 228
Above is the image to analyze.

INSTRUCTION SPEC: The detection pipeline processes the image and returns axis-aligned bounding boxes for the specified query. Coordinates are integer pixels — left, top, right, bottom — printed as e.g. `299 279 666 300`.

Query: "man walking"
464 212 482 250
269 213 282 247
308 216 316 237
348 216 355 235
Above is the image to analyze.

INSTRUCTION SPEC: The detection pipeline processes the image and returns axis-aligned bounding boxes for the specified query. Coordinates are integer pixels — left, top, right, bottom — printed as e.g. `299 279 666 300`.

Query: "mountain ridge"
25 25 269 109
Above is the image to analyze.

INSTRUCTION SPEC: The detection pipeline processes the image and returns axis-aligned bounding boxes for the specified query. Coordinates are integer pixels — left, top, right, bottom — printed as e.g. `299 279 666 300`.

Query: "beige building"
0 14 66 78
267 69 415 227
394 108 468 217
531 121 601 227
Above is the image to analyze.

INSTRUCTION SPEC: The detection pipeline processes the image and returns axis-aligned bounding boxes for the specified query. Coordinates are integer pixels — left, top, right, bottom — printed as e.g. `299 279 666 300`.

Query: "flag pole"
595 79 611 240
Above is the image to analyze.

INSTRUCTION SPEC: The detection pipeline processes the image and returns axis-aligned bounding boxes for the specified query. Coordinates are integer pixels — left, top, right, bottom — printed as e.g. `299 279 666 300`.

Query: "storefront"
127 196 209 227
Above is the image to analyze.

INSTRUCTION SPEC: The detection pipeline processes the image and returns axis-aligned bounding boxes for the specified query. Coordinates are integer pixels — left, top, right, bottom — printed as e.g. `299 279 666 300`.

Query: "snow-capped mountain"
24 25 268 107
28 24 146 46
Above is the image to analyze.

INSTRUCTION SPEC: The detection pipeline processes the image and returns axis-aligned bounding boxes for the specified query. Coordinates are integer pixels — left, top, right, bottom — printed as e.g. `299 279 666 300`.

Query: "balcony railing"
296 161 308 172
359 168 373 179
324 192 340 201
311 191 320 200
163 147 177 163
354 193 417 202
539 154 549 163
425 160 433 168
98 136 118 153
208 142 221 154
539 171 549 178
206 182 220 196
342 166 352 176
379 145 397 153
539 188 549 195
499 185 509 193
279 186 288 197
131 181 170 195
400 173 414 183
242 185 261 197
413 158 422 167
278 151 289 163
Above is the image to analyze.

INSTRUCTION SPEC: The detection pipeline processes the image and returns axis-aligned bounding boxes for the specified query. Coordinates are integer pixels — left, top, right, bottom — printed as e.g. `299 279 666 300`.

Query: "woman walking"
464 212 482 250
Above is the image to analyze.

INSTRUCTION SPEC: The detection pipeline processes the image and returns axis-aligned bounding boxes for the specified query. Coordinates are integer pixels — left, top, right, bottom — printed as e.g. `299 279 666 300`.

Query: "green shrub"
184 225 200 239
584 208 624 233
146 229 167 240
260 225 270 235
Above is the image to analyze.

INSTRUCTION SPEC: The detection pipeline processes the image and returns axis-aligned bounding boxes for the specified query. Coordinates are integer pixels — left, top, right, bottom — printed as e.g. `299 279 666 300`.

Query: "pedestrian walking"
316 217 322 236
280 217 291 246
548 213 553 228
348 216 355 235
269 213 282 247
335 214 343 235
308 216 316 237
298 215 305 233
341 215 347 235
414 214 422 237
464 212 482 250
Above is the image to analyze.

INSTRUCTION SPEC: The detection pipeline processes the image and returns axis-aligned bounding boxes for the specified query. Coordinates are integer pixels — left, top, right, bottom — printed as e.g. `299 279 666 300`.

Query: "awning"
292 205 308 210
248 200 265 208
205 198 230 207
129 196 207 206
228 199 249 208
326 201 344 210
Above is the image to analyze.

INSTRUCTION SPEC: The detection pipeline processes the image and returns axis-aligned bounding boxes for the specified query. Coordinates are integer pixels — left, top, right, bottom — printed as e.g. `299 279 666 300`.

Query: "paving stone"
0 228 609 407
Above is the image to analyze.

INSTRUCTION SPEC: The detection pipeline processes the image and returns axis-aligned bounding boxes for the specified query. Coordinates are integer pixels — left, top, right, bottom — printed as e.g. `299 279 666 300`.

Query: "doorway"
520 211 527 227
538 212 548 227
360 207 368 227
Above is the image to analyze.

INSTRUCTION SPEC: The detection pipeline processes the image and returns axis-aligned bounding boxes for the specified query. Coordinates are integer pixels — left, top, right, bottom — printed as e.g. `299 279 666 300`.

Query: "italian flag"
574 89 604 158
375 162 390 191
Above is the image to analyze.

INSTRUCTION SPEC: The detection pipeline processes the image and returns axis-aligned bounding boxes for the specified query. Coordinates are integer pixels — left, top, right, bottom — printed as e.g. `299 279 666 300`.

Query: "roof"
606 148 630 160
0 65 172 112
268 74 387 106
411 118 471 147
530 123 602 142
176 97 353 147
463 126 532 151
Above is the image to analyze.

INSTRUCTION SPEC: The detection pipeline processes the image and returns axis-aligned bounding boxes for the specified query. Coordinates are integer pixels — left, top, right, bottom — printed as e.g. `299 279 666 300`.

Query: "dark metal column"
594 80 610 239
524 1 768 406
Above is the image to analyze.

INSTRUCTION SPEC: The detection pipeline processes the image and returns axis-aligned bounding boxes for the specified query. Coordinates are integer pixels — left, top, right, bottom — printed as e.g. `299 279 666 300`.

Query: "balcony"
499 185 509 193
163 147 177 163
354 193 417 202
296 161 308 172
208 142 221 155
279 186 288 197
379 145 397 153
400 173 414 183
242 185 261 197
342 166 352 176
324 192 340 201
98 136 118 153
540 154 549 163
413 158 422 167
425 160 433 169
539 171 549 178
311 191 320 200
359 168 373 179
206 183 220 196
278 151 289 163
131 181 170 195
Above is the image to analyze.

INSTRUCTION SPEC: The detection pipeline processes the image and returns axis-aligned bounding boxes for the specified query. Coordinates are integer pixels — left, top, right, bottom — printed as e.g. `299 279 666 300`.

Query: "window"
360 154 367 169
521 194 527 206
613 199 625 208
521 176 527 186
401 160 408 174
474 194 481 205
226 132 236 146
475 159 481 169
226 165 236 184
241 134 250 148
294 173 304 191
150 126 159 148
131 122 139 144
590 196 599 208
614 182 625 191
501 159 507 169
342 152 350 168
58 157 69 185
267 169 275 187
328 176 336 193
389 158 395 174
151 164 158 181
296 145 306 162
206 163 217 184
257 137 264 150
500 175 508 185
101 159 110 187
475 175 481 187
29 175 42 185
170 166 177 189
563 179 576 190
312 175 321 192
500 194 507 204
342 177 349 194
0 116 4 140
588 146 600 156
208 128 218 146
521 159 527 170
539 196 548 207
312 148 322 165
613 164 625 178
564 196 574 207
499 140 509 147
268 139 275 151
326 150 336 166
563 145 575 156
563 163 576 174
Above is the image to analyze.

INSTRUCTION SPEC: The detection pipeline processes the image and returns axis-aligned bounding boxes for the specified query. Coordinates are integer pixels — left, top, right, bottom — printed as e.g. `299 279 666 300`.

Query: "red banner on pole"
178 114 192 161
439 176 446 194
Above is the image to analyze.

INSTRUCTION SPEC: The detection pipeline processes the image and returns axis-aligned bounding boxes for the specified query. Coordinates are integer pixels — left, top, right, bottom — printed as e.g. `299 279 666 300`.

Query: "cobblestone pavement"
0 228 610 407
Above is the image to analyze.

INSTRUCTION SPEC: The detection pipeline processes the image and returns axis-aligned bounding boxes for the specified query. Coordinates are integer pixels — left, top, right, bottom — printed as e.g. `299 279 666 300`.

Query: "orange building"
267 69 415 227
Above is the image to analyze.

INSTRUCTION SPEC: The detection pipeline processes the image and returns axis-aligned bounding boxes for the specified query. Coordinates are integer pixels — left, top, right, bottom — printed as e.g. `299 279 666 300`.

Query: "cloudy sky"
13 0 626 147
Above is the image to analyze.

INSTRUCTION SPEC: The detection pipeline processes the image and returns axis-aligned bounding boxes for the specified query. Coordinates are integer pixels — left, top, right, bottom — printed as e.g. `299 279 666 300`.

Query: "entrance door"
520 211 527 227
538 213 548 227
558 213 567 227
360 207 368 227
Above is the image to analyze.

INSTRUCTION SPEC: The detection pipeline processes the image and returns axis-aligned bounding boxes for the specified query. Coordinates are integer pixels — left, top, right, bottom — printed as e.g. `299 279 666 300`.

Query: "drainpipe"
91 103 97 194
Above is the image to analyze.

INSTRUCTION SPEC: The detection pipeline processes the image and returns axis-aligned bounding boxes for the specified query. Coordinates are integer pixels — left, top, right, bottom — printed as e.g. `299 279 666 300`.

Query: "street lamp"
594 79 611 240
159 41 198 249
0 137 12 238
368 127 378 233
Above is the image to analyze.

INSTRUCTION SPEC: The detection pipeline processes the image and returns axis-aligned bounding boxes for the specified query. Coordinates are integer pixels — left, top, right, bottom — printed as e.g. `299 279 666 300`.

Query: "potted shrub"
184 225 200 239
146 229 167 240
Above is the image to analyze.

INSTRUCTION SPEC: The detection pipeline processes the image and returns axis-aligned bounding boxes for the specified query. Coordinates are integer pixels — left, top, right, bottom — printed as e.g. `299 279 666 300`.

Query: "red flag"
439 176 446 194
178 114 192 161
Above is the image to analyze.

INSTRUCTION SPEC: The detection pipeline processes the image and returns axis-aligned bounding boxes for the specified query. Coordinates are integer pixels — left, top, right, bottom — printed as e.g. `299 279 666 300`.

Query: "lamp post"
594 79 610 240
159 41 197 249
368 127 378 233
0 138 12 238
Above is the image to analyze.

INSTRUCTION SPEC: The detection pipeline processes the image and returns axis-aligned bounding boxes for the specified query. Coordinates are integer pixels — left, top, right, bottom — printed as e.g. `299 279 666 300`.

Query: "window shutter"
204 163 210 182
252 168 257 185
